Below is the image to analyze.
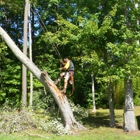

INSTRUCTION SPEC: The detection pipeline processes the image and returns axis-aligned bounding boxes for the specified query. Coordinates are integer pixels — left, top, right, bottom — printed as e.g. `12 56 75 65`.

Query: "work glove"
59 67 63 70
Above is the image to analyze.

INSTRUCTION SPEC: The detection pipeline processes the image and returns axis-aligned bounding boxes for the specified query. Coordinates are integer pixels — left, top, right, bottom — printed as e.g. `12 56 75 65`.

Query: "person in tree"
54 58 74 93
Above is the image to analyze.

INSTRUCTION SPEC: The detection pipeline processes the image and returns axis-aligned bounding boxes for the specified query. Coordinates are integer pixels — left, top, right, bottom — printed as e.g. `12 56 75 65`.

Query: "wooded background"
1 0 140 110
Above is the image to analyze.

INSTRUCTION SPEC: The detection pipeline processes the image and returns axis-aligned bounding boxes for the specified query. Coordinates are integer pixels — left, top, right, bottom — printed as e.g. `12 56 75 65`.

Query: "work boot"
61 88 66 93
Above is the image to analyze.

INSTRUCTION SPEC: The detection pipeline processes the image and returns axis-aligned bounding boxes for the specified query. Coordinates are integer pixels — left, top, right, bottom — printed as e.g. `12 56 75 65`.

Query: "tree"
91 74 96 112
28 3 33 106
0 27 86 132
22 0 29 107
122 1 136 131
108 78 115 127
0 41 7 101
0 0 25 105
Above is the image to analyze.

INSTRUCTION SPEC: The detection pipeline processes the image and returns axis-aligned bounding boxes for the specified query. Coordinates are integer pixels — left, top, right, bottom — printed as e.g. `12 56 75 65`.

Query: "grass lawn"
0 107 140 140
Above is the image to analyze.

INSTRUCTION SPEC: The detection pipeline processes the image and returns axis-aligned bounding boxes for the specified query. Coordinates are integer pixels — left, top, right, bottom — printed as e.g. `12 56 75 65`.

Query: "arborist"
54 58 74 93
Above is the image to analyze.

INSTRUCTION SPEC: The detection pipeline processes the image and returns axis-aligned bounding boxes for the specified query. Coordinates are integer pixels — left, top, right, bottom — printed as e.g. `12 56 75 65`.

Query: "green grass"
0 107 140 140
0 128 140 140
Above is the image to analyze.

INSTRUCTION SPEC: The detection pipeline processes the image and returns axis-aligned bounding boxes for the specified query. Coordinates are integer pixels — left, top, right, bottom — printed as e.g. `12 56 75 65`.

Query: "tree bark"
123 1 136 133
91 74 96 112
123 78 136 132
0 27 85 131
28 3 33 106
22 0 29 107
108 78 115 127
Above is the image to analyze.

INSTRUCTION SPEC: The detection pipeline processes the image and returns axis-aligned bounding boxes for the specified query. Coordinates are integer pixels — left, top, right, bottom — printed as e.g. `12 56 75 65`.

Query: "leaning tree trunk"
123 78 136 132
0 27 85 132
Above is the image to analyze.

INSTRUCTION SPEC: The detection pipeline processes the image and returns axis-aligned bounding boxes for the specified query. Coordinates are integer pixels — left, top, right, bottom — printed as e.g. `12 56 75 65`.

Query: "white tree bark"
123 78 136 132
91 74 96 112
0 27 85 131
28 3 33 106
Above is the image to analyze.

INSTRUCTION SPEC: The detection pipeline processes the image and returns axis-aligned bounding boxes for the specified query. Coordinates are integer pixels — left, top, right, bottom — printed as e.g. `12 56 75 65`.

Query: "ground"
0 107 140 140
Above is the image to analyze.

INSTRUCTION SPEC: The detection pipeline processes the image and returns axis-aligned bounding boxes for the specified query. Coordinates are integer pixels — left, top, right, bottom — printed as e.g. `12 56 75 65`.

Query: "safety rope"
29 1 74 96
30 1 61 59
66 84 74 97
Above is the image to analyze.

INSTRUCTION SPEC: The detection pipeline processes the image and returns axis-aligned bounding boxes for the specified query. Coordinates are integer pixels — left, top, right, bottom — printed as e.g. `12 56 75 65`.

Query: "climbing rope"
30 1 74 96
30 1 61 59
66 84 74 97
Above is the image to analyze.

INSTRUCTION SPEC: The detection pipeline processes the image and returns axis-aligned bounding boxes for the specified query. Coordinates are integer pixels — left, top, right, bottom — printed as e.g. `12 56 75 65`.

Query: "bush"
134 96 140 106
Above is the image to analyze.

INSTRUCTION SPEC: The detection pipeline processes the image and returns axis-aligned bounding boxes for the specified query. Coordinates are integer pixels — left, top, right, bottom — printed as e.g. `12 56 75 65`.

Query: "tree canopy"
1 0 140 109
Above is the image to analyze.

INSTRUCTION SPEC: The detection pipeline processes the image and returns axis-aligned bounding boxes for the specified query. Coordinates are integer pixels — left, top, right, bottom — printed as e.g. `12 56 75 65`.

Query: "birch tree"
91 74 96 112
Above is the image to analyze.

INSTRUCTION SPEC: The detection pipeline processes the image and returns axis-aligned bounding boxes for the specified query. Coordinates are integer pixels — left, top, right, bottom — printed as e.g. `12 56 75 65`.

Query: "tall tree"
22 0 29 107
123 1 136 132
106 0 140 131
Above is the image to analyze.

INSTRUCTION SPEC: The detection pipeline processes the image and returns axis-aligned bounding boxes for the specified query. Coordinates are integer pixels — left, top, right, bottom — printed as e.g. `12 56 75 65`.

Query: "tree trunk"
108 78 115 127
28 3 33 106
22 0 29 107
123 1 136 133
123 78 136 132
0 27 85 132
91 74 96 112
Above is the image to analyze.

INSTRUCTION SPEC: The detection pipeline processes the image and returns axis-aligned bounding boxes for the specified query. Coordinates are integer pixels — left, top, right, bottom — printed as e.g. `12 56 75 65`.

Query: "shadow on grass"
136 116 140 130
82 111 123 129
82 111 110 128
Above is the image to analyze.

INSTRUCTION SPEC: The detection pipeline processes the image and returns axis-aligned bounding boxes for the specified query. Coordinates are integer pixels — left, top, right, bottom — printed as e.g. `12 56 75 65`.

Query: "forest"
0 0 140 138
